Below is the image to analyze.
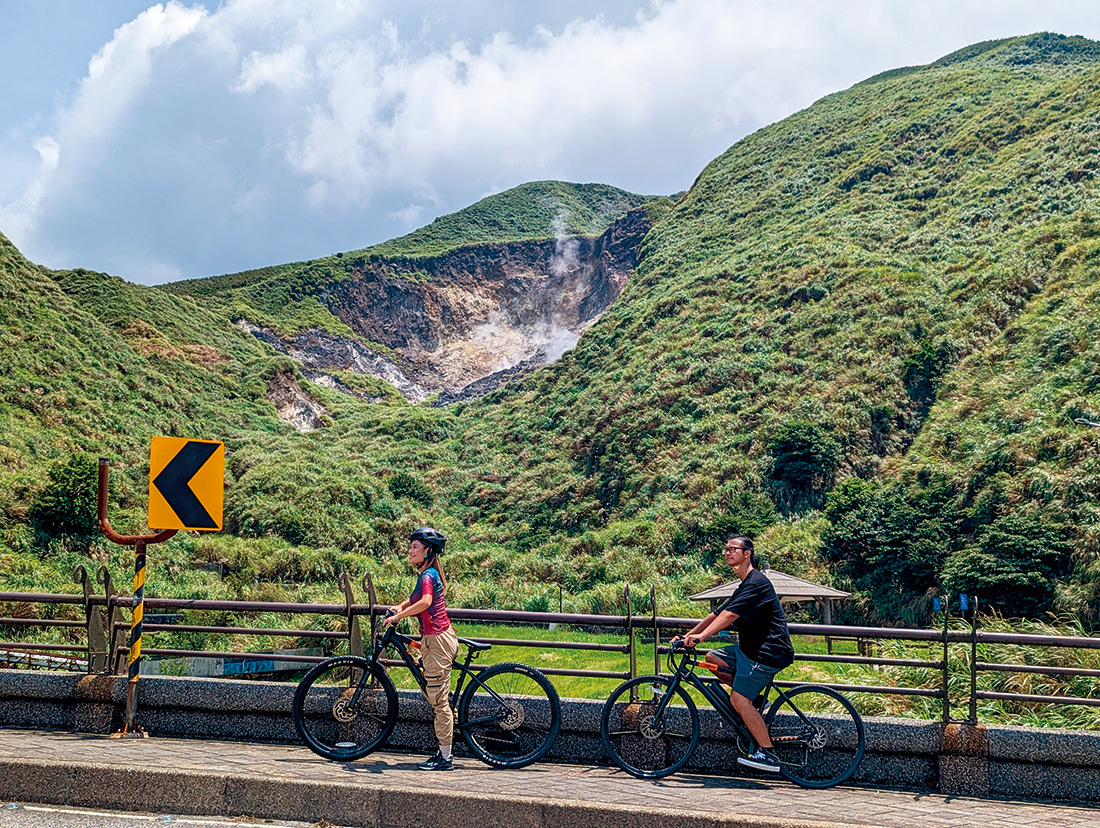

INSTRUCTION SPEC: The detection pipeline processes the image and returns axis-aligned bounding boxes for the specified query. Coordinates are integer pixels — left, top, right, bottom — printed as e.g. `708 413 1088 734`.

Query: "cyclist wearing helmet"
383 526 458 770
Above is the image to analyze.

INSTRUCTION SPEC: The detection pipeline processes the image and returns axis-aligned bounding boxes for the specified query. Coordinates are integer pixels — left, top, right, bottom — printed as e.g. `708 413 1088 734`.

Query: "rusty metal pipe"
97 459 177 546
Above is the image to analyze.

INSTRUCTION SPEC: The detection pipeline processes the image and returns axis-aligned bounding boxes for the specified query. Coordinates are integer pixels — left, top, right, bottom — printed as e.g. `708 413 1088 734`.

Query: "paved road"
0 802 314 828
1 729 1096 828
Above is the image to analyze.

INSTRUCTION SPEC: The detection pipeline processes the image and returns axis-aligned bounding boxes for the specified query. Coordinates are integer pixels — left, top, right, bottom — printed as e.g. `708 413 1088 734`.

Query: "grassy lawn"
372 621 944 711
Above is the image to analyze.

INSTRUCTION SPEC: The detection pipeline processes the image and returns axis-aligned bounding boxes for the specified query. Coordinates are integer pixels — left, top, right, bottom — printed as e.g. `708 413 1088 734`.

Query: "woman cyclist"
382 526 459 770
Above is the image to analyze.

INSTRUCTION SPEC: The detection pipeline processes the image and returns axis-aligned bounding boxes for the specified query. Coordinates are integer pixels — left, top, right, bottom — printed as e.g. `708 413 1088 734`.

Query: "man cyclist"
675 533 794 773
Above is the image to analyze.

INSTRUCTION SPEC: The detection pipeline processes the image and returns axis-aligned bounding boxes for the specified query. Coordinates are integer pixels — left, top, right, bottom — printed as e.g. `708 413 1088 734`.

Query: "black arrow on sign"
153 440 220 529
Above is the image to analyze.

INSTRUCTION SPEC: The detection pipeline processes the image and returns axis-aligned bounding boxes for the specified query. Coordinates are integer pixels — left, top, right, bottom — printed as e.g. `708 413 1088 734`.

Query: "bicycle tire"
293 655 398 761
764 684 865 788
458 661 561 768
600 675 699 779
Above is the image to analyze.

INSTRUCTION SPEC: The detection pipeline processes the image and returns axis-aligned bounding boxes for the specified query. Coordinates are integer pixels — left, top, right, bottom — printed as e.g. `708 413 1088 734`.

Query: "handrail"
4 575 1100 725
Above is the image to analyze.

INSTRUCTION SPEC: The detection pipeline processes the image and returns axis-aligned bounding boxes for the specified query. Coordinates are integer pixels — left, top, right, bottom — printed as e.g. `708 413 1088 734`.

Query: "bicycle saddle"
459 637 492 652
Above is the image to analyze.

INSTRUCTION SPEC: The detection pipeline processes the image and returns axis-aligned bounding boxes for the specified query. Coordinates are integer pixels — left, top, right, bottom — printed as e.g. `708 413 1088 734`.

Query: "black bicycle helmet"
410 526 446 554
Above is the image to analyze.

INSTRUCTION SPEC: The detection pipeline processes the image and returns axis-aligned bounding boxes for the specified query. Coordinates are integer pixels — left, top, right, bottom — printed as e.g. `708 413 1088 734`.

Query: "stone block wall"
2 669 1098 803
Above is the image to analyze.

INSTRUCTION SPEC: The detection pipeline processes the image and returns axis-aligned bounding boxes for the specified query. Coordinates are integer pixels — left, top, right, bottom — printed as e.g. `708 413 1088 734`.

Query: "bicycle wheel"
600 675 699 779
764 685 865 788
293 655 398 761
458 662 561 768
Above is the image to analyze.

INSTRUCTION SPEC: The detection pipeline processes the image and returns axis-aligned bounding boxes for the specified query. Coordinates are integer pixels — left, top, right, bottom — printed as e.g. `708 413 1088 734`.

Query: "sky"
2 1 1099 286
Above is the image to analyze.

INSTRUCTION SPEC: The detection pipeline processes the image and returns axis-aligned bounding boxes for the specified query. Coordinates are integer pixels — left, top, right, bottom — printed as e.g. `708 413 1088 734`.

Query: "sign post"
98 437 224 738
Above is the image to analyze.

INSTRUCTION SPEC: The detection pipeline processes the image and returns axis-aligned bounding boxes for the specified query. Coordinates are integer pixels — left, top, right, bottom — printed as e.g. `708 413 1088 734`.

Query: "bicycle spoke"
459 662 561 768
600 676 699 779
765 686 865 789
293 656 398 761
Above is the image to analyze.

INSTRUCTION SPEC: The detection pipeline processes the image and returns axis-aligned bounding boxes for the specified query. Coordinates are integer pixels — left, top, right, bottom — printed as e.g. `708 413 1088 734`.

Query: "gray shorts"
710 644 782 701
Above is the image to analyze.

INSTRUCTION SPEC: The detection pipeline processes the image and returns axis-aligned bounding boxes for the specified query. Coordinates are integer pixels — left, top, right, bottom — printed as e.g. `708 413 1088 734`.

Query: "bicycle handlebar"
666 639 700 672
372 613 413 655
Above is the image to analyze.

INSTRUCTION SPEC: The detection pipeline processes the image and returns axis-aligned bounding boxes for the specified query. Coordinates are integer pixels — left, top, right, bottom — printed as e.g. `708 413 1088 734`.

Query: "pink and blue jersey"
410 567 451 635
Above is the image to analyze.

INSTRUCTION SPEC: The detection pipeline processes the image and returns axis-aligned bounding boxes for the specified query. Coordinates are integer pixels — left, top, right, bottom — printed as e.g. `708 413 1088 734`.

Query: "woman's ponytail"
428 551 447 590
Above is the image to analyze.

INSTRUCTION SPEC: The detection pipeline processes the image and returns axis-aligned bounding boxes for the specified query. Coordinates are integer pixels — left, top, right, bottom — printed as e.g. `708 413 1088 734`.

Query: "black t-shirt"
718 568 794 670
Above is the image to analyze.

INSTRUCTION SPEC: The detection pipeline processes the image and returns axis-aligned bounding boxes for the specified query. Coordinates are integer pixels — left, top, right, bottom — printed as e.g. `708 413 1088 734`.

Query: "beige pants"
420 627 459 748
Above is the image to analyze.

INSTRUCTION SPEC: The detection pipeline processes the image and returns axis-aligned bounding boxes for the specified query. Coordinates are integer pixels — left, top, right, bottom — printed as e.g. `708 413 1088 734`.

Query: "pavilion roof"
689 570 851 603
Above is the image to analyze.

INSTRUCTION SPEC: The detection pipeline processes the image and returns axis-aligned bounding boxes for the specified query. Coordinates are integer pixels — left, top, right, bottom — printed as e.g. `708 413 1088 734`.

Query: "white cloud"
3 0 1100 283
234 44 311 94
0 136 58 245
1 2 205 260
68 3 207 152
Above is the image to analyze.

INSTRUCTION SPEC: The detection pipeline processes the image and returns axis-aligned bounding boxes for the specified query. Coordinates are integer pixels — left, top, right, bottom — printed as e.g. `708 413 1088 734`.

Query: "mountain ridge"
3 33 1100 626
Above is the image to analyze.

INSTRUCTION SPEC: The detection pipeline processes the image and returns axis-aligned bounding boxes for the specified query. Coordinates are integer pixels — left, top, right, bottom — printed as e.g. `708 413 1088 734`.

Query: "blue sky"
2 1 1098 285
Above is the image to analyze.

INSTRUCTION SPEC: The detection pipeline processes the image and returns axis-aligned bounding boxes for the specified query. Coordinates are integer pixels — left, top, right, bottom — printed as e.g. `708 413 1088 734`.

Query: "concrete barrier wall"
2 669 1099 803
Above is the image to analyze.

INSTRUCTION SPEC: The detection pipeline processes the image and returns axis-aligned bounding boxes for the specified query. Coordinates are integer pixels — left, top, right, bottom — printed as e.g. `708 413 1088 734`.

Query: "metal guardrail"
3 572 1100 725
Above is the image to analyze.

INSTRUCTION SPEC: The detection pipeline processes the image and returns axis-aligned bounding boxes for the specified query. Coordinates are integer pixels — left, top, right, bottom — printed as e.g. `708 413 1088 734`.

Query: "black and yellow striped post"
122 538 148 735
97 458 176 738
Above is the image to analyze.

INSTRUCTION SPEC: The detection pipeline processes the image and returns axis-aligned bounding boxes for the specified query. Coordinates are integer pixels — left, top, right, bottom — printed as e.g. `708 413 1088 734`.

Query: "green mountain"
448 32 1100 622
4 34 1100 626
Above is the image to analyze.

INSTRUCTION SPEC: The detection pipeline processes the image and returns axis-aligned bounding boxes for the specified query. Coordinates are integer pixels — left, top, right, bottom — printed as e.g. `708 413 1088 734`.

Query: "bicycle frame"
601 642 866 786
651 645 797 749
360 622 516 733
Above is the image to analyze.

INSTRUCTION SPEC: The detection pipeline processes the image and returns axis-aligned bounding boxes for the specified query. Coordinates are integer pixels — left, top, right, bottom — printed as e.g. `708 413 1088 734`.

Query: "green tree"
29 454 100 536
822 476 956 625
942 511 1074 618
766 421 842 513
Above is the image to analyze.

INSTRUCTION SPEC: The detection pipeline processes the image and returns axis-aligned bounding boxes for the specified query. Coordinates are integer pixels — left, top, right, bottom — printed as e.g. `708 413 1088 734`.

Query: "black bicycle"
600 641 865 788
292 619 561 768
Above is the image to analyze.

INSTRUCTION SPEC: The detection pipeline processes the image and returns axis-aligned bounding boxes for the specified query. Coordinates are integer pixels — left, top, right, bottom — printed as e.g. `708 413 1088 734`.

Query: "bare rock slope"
248 208 651 404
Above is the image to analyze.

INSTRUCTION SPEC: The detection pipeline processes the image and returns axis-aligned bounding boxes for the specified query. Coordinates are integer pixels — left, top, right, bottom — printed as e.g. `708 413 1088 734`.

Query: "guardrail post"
74 566 107 674
651 585 660 677
940 593 950 724
363 572 378 654
626 585 636 681
969 594 980 725
339 573 363 657
98 568 126 675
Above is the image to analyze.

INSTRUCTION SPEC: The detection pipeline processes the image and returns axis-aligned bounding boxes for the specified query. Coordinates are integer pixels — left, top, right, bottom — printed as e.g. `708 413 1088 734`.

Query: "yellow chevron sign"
148 437 224 531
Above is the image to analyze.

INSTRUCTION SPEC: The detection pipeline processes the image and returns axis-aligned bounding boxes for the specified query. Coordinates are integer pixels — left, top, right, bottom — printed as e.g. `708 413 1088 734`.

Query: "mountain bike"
600 641 865 788
292 618 561 768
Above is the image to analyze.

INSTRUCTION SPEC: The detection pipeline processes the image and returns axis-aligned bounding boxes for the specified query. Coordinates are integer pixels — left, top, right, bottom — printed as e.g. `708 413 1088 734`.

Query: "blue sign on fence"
960 593 969 611
223 659 276 675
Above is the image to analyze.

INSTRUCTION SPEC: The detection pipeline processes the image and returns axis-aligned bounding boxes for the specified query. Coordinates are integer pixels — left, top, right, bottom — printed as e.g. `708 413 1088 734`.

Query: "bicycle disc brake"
496 700 525 731
332 691 359 723
638 713 665 740
805 724 827 750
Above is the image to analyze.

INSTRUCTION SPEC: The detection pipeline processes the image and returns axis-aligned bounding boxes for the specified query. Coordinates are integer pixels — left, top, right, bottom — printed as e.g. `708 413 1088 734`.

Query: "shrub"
388 472 434 507
943 511 1074 618
766 421 843 512
28 454 100 536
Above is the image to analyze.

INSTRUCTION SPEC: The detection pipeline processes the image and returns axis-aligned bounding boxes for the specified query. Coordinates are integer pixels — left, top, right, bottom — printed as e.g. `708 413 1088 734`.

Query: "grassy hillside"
435 33 1100 623
5 34 1100 630
0 228 470 611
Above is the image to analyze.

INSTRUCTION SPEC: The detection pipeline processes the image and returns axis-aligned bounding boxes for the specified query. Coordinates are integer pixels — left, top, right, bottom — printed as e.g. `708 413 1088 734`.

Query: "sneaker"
738 747 782 773
417 751 453 771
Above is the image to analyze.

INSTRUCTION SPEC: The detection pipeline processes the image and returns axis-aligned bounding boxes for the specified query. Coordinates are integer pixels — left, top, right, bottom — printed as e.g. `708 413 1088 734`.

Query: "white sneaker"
738 748 782 773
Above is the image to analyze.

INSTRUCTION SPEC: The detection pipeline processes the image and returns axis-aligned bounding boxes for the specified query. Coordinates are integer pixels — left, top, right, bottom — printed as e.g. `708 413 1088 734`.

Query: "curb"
0 757 885 828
